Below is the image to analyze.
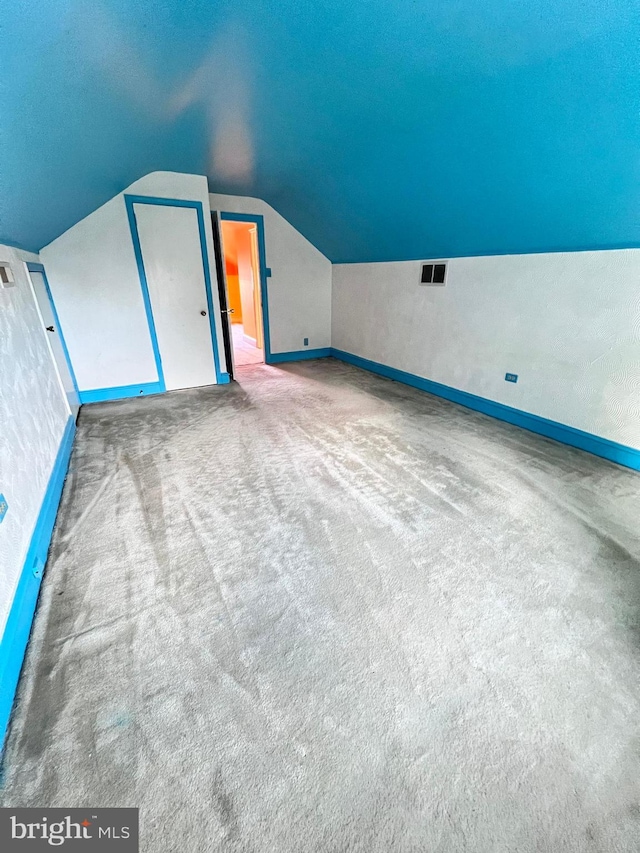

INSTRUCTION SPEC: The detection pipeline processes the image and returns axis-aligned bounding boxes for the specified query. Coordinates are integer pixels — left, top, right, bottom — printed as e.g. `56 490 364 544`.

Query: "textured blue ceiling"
2 1 640 261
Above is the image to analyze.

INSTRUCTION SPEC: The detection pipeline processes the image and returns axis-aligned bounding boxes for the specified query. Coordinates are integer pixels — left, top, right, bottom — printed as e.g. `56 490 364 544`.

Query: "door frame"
26 262 80 406
219 212 272 364
210 212 235 380
124 194 227 388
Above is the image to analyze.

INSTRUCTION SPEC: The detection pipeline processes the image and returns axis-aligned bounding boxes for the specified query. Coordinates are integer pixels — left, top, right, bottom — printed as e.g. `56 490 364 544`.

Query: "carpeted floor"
2 358 639 852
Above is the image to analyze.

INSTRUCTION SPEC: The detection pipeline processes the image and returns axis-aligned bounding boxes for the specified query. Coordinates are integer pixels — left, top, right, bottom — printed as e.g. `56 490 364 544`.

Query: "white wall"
40 172 227 390
332 251 640 449
0 246 70 636
39 178 332 393
209 194 332 353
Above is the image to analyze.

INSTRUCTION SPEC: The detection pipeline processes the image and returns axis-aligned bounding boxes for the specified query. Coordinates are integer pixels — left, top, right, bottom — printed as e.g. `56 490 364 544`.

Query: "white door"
133 203 217 391
28 269 80 417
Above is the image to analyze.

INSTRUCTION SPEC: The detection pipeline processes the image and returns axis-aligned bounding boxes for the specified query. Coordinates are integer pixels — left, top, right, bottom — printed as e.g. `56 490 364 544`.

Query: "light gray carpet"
2 358 640 852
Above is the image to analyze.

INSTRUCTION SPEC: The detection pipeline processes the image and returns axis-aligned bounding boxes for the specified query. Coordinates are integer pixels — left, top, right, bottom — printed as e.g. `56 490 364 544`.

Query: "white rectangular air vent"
420 262 446 286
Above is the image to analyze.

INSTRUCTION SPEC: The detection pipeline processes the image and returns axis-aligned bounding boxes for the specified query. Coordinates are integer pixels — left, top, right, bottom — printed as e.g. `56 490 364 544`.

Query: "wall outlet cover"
0 494 8 523
303 338 309 346
505 373 518 383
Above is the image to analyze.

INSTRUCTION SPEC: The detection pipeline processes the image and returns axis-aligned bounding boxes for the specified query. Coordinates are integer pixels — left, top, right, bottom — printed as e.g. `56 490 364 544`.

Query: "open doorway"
220 218 264 367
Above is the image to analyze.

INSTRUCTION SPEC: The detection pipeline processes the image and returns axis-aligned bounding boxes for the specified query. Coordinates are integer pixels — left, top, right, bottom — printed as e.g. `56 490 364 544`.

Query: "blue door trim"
26 262 80 400
125 194 224 385
330 349 640 472
0 415 76 753
219 212 272 364
123 196 166 392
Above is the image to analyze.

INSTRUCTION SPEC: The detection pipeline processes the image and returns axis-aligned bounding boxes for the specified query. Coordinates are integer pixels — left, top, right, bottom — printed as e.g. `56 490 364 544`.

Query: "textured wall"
0 246 69 636
41 172 227 390
210 194 332 353
39 192 160 390
332 250 640 449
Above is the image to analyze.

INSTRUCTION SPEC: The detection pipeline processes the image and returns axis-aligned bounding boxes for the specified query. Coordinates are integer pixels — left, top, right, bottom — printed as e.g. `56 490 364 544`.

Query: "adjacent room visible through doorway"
220 219 264 367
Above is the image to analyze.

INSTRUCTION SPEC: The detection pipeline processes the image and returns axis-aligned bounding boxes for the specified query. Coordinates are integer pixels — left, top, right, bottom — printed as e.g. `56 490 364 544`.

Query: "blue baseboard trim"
219 372 231 385
268 348 331 364
79 381 164 404
330 349 640 472
0 416 76 753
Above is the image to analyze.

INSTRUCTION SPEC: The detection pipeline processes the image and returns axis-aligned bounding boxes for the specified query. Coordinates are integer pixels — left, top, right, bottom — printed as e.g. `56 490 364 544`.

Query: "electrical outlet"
303 337 309 346
0 494 8 523
505 373 518 383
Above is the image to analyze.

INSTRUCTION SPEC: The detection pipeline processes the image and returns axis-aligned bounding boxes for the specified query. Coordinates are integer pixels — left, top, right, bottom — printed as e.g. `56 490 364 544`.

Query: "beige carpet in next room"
231 322 263 366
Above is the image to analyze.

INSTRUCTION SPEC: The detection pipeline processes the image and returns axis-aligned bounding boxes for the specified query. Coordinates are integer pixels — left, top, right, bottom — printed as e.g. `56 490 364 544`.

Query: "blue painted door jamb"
26 262 80 401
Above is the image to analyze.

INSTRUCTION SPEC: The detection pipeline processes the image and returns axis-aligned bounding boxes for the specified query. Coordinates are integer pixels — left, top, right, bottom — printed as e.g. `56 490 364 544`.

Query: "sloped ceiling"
2 0 639 261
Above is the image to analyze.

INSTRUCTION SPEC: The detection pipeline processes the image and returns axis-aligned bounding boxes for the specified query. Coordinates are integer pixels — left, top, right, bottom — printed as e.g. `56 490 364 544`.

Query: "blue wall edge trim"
0 416 76 753
79 382 163 404
219 372 231 385
330 349 640 472
331 244 640 265
268 348 331 364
